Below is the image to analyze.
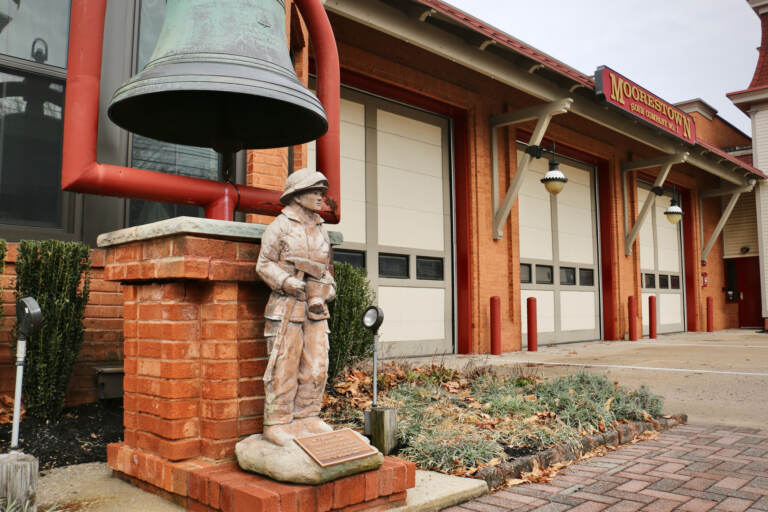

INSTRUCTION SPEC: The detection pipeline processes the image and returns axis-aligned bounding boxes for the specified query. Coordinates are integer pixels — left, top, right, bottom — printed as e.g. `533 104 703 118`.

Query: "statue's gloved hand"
283 277 306 297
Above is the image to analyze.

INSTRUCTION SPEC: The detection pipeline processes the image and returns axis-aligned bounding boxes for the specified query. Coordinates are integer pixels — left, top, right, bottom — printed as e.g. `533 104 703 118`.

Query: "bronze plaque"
294 429 378 468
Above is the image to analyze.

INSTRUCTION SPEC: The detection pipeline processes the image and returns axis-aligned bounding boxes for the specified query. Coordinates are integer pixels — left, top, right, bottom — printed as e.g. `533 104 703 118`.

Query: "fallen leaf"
603 396 614 412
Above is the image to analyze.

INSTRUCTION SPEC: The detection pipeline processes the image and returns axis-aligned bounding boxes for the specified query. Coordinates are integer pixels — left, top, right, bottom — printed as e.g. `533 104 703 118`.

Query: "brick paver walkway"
444 425 768 512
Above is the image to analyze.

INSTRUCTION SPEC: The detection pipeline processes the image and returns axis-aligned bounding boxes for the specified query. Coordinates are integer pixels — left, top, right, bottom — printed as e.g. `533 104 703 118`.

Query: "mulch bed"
0 399 123 471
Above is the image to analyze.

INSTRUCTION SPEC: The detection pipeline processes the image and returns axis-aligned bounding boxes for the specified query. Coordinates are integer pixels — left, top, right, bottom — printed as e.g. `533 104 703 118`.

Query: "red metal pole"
527 297 538 352
707 296 714 332
295 0 341 223
490 296 501 355
628 295 638 341
649 295 657 339
62 0 340 222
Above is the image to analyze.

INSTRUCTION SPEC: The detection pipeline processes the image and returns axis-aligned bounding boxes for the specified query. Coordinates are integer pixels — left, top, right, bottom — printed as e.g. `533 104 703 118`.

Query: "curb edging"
475 414 688 489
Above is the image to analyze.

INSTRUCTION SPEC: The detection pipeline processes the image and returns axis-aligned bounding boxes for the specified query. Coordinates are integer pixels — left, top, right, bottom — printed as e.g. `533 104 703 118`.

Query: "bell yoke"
256 168 337 446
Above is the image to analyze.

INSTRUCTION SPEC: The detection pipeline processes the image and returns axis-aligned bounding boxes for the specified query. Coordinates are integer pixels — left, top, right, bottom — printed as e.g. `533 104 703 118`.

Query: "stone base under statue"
236 431 383 484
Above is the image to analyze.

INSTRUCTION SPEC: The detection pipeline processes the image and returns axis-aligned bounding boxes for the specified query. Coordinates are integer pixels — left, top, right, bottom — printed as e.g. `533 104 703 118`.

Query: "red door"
736 257 762 328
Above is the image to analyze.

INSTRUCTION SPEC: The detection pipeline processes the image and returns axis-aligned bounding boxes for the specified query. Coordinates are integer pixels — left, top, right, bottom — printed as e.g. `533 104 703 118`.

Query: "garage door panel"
659 293 683 332
378 165 444 215
378 287 445 342
378 110 442 147
560 291 597 331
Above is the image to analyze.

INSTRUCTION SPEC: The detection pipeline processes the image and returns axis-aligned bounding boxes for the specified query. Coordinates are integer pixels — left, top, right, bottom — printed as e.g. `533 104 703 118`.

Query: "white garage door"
518 147 601 345
309 88 453 357
638 185 685 334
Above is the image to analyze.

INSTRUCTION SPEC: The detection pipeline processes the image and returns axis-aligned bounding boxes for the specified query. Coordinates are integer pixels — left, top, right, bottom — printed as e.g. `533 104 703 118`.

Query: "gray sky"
445 0 761 137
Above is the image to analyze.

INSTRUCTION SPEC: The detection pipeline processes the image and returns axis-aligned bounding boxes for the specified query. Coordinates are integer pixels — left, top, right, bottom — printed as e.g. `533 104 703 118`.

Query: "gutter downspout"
62 0 340 223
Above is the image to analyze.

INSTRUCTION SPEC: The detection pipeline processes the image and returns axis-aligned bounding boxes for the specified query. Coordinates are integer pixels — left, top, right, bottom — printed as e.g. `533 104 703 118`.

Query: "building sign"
595 66 696 145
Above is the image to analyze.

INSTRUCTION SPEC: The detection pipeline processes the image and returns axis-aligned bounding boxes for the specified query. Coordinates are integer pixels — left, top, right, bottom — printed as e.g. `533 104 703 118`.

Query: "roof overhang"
323 0 765 183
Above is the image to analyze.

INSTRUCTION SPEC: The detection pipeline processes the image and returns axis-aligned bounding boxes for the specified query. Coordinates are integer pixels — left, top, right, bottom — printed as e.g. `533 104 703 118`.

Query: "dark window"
659 274 669 289
644 273 656 289
579 268 595 287
416 257 444 280
334 249 365 269
379 253 409 279
670 275 680 290
536 265 553 285
0 68 65 228
129 0 222 226
520 263 532 284
560 267 576 285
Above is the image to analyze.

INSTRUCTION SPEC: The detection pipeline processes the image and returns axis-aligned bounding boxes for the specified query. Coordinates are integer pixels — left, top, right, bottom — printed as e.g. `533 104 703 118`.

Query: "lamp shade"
664 199 683 224
540 161 568 195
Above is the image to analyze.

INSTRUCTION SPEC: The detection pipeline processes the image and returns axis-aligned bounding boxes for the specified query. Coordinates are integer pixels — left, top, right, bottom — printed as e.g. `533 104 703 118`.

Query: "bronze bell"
108 0 327 154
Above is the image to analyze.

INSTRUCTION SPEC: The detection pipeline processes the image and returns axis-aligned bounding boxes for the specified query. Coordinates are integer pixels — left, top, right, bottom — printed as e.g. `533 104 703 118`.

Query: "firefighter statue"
255 168 337 446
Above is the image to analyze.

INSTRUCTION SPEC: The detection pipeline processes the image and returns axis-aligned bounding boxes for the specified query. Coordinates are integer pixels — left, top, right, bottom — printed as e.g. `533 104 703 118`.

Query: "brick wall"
0 244 124 406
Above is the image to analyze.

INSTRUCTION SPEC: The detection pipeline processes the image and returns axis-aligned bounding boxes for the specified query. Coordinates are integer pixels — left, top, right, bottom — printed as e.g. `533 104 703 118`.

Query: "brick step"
109 442 415 511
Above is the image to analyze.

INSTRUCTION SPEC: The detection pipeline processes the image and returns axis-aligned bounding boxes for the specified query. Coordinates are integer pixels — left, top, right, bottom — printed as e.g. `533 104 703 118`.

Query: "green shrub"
15 240 91 420
327 262 375 382
0 239 6 319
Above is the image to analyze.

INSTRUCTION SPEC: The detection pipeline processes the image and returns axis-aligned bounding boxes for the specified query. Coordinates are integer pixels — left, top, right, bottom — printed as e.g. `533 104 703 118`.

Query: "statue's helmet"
280 168 329 206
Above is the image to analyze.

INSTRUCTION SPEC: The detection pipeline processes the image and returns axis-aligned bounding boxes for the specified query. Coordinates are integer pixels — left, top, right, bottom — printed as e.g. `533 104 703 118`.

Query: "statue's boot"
295 416 334 435
263 424 295 446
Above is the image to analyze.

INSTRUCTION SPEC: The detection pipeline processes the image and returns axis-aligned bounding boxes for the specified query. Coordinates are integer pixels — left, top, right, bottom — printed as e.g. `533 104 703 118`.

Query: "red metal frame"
62 0 340 222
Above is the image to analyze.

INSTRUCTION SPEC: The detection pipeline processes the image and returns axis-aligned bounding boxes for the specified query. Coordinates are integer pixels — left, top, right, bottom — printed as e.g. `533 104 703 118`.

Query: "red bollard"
527 297 538 352
628 295 638 341
707 296 714 332
491 296 501 355
649 295 657 339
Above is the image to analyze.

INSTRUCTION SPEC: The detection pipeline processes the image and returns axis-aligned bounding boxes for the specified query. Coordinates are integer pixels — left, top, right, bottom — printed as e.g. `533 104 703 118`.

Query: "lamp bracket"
651 186 665 196
491 98 573 240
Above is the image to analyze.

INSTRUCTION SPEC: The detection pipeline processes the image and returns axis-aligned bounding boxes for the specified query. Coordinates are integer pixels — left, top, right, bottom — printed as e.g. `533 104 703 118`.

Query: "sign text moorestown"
595 66 696 145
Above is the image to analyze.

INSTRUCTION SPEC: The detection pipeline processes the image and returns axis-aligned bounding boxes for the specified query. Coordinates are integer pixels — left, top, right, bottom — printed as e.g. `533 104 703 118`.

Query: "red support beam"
62 0 340 222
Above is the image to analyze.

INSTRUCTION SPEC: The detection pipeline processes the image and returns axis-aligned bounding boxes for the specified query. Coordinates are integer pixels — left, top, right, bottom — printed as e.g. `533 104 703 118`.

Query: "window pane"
536 265 553 285
0 0 71 68
579 268 594 287
644 273 656 289
129 2 221 226
659 274 669 289
560 267 576 285
670 275 680 290
416 256 443 280
334 249 365 269
379 253 408 279
520 263 531 284
0 68 64 228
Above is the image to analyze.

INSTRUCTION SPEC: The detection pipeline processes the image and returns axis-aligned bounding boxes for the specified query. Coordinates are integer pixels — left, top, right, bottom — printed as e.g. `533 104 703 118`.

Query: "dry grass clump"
322 362 663 475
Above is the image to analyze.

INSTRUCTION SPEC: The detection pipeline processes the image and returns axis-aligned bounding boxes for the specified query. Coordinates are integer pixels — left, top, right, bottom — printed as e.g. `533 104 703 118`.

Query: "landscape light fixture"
13 297 42 451
525 142 568 195
362 306 384 407
664 199 683 225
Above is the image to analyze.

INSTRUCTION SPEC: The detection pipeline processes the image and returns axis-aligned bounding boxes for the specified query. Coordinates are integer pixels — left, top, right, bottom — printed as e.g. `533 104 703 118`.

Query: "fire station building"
0 0 764 402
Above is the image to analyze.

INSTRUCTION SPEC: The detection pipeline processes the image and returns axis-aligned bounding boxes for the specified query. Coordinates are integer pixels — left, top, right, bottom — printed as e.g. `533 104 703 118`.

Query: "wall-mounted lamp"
525 142 568 195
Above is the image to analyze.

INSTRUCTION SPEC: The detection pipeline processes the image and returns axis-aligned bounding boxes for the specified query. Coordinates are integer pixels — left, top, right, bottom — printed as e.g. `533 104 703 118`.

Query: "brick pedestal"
100 218 414 511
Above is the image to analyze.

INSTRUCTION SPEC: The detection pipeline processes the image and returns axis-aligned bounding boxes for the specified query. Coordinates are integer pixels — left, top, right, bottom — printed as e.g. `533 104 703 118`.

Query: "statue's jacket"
256 203 336 337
